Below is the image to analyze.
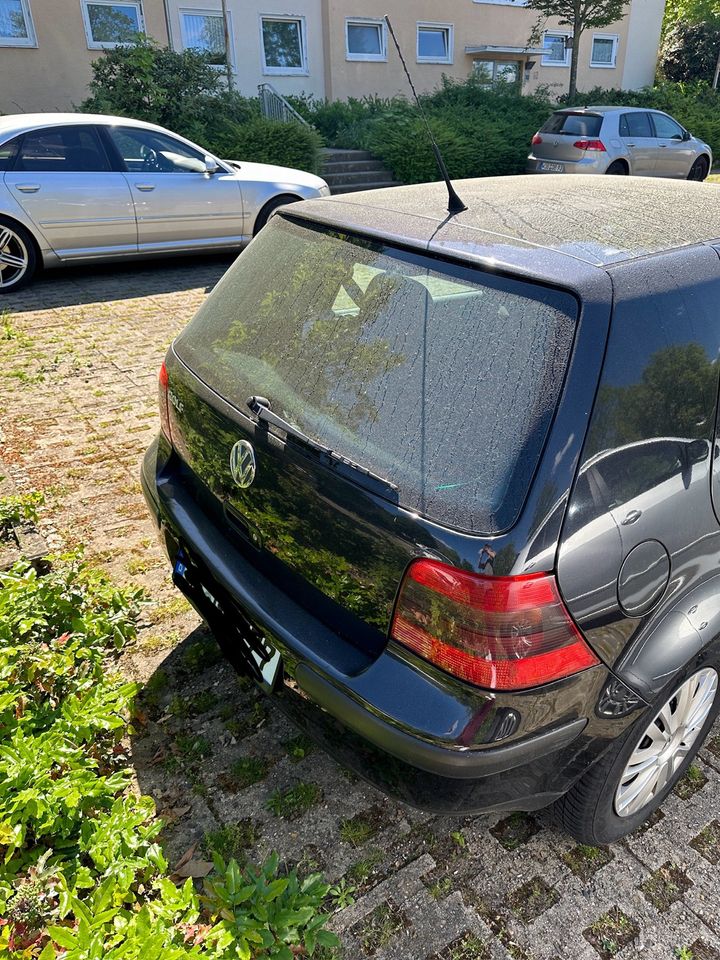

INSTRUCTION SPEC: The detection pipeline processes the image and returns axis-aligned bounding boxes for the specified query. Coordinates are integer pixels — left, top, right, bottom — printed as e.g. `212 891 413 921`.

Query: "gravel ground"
1 258 720 960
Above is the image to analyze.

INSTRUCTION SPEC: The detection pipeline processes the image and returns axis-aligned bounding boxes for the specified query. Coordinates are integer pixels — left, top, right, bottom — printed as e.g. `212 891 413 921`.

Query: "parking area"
2 260 720 960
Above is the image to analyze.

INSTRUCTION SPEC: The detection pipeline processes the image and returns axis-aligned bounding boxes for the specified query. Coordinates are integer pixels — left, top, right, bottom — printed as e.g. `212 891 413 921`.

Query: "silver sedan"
527 106 712 180
0 112 330 292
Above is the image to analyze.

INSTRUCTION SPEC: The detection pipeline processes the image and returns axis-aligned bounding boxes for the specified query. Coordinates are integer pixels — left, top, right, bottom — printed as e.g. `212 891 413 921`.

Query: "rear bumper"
526 154 609 175
141 438 636 813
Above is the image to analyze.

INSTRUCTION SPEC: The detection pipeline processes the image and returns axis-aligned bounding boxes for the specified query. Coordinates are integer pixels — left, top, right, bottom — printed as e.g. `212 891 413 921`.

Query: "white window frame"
259 13 308 76
590 33 619 68
0 0 37 47
80 0 144 49
541 31 571 67
416 22 453 65
472 0 528 5
179 8 234 69
345 17 386 62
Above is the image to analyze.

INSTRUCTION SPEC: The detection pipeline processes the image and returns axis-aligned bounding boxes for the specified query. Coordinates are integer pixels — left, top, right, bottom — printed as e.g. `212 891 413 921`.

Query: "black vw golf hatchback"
142 174 720 843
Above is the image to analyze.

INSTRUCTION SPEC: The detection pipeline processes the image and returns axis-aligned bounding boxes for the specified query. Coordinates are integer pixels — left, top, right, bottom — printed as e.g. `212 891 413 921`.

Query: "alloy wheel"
615 667 718 818
0 226 30 289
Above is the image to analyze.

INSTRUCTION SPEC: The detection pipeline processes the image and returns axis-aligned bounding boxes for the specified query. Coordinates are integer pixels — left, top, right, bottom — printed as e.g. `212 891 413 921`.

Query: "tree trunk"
713 46 720 88
220 0 234 92
569 29 581 99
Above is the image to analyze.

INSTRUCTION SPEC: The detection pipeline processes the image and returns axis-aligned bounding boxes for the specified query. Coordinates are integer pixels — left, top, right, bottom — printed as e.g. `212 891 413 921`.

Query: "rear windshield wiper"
247 396 398 495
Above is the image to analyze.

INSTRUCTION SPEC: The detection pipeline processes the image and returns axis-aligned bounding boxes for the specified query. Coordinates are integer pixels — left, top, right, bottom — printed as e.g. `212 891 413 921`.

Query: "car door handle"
134 183 156 192
15 183 40 193
658 144 667 148
621 509 642 525
626 143 636 148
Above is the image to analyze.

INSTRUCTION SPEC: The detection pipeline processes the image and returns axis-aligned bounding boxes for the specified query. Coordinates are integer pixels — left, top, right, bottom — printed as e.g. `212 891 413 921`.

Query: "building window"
260 15 307 74
0 0 37 47
541 32 571 67
81 1 144 49
590 34 618 68
180 9 230 66
417 23 453 64
346 18 386 61
473 59 520 84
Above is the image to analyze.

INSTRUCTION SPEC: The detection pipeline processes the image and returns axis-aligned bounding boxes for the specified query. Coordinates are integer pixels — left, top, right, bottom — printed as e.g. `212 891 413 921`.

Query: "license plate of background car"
539 161 564 173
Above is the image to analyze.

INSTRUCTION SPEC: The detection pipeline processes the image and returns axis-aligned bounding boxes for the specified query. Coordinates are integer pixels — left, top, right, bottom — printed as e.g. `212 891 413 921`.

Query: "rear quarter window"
174 217 578 533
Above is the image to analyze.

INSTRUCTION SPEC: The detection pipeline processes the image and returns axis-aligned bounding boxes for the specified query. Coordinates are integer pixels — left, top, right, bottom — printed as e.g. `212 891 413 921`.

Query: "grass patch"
508 876 559 922
222 755 272 790
430 931 491 960
583 907 639 959
284 733 315 761
675 762 708 800
690 820 720 864
489 812 540 851
267 782 323 819
641 862 693 912
339 809 381 848
204 819 258 862
347 848 384 885
562 844 614 882
358 902 407 955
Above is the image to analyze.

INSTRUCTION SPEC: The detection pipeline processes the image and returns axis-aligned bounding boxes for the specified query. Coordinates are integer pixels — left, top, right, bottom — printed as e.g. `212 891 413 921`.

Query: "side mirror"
687 439 709 464
204 155 220 175
682 130 692 142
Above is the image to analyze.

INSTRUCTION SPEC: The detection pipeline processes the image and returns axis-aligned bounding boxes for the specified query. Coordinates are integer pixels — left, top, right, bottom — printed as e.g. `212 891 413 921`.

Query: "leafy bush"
80 38 321 173
0 556 338 958
659 21 720 83
0 490 44 536
212 117 324 174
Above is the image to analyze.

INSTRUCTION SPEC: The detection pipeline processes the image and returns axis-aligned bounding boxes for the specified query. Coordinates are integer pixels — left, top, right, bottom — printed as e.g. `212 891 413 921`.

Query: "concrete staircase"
320 148 401 194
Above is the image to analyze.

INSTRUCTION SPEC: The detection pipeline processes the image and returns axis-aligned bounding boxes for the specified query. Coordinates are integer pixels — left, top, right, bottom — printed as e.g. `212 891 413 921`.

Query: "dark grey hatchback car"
142 174 720 843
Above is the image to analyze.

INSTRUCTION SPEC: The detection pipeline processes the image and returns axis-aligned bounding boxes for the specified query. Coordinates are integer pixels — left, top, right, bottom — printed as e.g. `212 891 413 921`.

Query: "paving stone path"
1 258 720 960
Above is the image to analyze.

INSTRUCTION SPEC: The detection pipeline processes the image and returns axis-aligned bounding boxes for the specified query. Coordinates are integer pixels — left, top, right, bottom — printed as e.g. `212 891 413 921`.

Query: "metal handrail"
258 82 312 127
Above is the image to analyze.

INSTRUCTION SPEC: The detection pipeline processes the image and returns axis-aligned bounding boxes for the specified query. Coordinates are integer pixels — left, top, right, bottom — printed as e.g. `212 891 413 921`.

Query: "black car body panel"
142 175 720 814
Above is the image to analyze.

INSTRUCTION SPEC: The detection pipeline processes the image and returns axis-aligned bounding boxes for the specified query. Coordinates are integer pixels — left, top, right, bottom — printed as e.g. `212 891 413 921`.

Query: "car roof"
0 112 172 140
296 175 720 269
554 105 652 115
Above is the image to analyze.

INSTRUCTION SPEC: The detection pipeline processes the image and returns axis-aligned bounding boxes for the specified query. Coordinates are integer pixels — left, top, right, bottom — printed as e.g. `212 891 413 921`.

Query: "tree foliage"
659 21 720 82
525 0 629 96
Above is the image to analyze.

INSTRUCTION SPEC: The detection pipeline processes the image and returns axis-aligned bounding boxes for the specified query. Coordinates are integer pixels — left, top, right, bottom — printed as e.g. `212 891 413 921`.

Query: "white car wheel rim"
0 226 29 289
615 667 718 818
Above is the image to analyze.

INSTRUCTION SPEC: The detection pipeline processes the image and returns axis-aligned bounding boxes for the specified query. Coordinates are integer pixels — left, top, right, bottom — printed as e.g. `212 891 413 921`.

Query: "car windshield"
174 217 578 532
541 113 603 137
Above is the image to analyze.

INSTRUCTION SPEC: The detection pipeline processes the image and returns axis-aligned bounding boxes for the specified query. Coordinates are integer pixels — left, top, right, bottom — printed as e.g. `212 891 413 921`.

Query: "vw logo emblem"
230 439 256 489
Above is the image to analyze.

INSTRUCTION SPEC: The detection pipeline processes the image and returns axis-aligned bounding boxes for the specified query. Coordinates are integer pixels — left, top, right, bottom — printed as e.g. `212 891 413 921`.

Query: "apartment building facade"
1 0 665 115
0 0 169 113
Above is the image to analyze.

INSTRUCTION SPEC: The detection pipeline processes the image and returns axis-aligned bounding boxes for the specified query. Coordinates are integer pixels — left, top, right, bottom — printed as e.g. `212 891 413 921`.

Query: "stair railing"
258 83 312 127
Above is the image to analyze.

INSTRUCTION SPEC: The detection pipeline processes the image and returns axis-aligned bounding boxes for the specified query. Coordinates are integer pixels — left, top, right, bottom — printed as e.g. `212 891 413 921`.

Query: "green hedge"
81 39 323 174
212 117 324 174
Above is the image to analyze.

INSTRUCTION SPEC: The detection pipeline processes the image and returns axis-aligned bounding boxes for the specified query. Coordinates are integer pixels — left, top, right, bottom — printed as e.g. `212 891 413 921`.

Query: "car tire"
605 161 628 176
553 660 720 844
253 194 301 235
0 217 37 293
688 156 709 182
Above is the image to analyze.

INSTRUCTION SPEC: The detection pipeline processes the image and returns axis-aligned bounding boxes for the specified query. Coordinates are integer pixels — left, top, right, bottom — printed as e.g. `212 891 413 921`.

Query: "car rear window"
174 217 577 533
541 112 603 137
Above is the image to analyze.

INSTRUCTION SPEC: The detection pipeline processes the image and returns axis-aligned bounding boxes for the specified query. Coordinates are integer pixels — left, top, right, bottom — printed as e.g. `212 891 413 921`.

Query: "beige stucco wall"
164 0 326 99
320 0 661 102
0 0 169 115
621 0 665 89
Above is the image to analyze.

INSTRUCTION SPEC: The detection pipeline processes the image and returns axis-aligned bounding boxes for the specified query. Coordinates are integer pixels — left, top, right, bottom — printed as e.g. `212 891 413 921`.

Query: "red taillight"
159 360 172 443
390 559 598 691
573 139 606 152
531 133 543 145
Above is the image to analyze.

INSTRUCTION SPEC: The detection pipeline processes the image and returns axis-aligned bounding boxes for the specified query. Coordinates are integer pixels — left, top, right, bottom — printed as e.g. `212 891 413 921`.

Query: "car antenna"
384 15 467 215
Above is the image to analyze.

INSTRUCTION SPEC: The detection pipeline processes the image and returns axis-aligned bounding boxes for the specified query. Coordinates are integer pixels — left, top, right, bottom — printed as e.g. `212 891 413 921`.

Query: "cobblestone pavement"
2 259 720 960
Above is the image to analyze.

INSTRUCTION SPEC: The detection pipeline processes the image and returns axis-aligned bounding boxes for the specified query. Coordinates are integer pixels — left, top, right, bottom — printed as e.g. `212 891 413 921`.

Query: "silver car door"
106 126 246 251
650 113 695 178
618 112 656 175
3 124 137 258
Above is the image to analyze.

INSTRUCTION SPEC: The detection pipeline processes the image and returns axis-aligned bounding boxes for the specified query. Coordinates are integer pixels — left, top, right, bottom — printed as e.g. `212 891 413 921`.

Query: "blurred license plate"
539 161 564 173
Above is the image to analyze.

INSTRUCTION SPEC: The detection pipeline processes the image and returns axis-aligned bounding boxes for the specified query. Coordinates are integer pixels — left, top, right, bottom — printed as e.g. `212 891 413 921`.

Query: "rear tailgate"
167 214 578 654
534 112 604 163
